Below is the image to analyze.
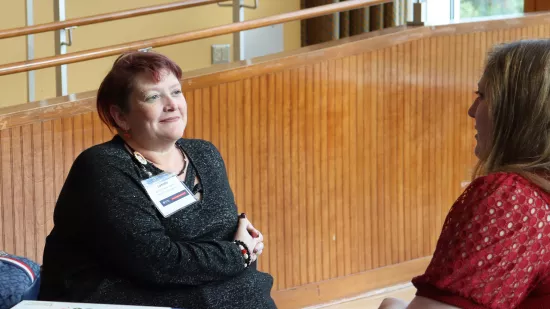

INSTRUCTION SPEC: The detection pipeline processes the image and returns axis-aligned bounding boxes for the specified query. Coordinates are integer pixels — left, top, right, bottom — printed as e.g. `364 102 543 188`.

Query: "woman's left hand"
245 219 264 261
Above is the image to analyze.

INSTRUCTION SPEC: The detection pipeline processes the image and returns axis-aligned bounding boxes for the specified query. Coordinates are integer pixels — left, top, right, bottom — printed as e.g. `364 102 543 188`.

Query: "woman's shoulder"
178 138 223 160
73 136 131 170
454 171 550 222
178 138 218 151
466 172 545 199
178 138 228 173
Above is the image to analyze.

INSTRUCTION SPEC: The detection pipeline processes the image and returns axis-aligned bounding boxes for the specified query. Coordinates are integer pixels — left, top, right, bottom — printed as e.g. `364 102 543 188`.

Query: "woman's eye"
146 94 160 102
172 90 182 96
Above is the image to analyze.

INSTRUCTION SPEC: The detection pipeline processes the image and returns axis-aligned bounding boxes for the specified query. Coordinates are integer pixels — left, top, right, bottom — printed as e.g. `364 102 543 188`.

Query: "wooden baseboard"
272 256 431 309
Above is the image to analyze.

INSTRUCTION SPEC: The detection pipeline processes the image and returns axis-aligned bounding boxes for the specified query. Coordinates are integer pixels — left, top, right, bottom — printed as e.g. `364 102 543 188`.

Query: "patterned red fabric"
412 172 550 309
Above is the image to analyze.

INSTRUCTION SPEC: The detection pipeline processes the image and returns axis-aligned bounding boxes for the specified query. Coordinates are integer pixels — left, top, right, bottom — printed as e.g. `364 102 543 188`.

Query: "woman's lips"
160 116 180 123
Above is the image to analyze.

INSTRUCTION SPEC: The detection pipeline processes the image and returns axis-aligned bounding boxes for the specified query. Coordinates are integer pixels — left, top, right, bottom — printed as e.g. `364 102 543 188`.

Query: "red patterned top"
412 172 550 309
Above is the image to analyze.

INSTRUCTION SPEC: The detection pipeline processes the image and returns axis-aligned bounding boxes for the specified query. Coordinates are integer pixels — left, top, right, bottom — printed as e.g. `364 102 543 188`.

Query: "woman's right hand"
234 214 259 263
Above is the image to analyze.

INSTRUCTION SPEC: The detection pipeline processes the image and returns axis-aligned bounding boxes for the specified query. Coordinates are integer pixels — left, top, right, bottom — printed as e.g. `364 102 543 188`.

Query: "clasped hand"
234 213 264 263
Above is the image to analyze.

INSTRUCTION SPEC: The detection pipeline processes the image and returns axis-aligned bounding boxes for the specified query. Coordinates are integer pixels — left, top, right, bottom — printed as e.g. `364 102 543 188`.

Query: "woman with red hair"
39 51 276 309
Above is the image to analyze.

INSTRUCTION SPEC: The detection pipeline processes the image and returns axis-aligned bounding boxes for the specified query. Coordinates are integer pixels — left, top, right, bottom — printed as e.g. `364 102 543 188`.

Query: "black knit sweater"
39 135 276 309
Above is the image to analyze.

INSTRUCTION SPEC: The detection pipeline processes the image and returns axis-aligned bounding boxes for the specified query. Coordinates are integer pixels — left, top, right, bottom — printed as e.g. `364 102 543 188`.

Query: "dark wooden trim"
525 0 536 12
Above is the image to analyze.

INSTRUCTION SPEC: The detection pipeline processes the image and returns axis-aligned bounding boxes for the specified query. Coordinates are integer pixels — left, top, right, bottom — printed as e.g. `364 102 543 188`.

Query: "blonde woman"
382 40 550 308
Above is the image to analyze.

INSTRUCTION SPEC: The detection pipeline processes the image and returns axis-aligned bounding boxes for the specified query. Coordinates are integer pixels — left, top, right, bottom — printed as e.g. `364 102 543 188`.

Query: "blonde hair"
474 39 550 192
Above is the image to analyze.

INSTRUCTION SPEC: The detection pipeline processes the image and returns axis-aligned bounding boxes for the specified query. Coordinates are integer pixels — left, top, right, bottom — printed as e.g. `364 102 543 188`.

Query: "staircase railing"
0 0 228 39
0 0 392 76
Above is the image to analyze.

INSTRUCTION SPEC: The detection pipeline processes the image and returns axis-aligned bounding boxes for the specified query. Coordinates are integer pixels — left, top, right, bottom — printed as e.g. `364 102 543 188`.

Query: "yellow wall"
0 0 301 107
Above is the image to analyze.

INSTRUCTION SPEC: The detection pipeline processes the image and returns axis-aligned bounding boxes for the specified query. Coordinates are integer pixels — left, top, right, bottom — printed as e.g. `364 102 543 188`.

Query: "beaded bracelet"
234 240 252 267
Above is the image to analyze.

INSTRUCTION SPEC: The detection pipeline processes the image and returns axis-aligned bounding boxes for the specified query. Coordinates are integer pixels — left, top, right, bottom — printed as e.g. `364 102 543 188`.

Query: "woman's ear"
110 105 129 131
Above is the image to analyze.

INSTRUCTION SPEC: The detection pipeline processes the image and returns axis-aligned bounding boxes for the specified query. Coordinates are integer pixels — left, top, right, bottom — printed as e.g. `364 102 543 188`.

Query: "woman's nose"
163 96 177 111
468 99 479 119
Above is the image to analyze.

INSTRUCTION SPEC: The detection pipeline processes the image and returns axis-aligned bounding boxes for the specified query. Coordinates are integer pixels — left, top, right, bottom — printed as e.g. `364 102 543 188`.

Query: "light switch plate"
212 44 230 64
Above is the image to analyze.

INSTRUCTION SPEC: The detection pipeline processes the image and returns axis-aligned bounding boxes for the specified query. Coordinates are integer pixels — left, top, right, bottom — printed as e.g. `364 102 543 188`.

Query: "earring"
122 129 131 139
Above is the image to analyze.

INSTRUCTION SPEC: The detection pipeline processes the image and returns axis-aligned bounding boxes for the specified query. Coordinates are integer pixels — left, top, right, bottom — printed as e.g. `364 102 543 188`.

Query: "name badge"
141 172 198 218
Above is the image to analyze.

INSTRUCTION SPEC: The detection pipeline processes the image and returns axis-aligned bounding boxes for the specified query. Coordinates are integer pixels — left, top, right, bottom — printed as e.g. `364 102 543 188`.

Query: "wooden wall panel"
1 14 550 309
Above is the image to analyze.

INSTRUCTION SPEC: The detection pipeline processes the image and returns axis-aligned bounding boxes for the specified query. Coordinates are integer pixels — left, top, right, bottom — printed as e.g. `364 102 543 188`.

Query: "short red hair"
96 51 183 129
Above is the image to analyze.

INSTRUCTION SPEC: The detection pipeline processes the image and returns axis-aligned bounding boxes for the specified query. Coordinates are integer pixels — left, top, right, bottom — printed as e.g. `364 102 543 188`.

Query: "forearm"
95 229 247 286
379 297 460 309
407 297 460 309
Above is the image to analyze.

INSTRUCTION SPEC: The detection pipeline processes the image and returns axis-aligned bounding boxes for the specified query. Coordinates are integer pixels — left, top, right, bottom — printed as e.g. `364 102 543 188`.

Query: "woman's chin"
160 123 185 139
474 145 481 159
157 129 185 141
171 129 185 139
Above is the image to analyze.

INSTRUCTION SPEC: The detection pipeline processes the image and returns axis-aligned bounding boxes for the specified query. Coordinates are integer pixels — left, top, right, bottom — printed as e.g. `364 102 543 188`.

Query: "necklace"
176 144 188 176
124 140 188 177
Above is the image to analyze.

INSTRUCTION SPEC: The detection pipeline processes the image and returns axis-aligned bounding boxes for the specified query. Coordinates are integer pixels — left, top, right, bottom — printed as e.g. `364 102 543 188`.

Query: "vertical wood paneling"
62 118 73 180
286 70 299 286
355 54 368 272
390 45 399 265
43 121 55 235
304 66 315 283
349 55 358 274
257 76 269 273
12 127 24 257
82 113 93 150
274 71 286 288
22 125 34 259
438 35 447 237
266 73 278 287
235 80 244 211
243 78 252 216
0 23 548 297
193 89 203 142
52 119 63 259
402 41 411 262
73 115 83 158
226 82 236 203
428 37 437 253
447 35 456 250
334 57 345 277
341 57 351 276
396 43 405 263
370 50 381 268
218 83 227 170
383 47 391 265
1 130 13 254
365 51 376 270
92 113 103 145
184 91 194 138
32 123 45 261
210 86 220 159
201 88 211 142
297 67 307 285
312 63 323 282
327 59 337 279
319 61 329 280
410 38 420 259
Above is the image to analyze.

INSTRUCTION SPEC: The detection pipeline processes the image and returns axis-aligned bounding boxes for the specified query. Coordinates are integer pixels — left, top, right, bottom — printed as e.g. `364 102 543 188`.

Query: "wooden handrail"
0 0 228 40
0 0 390 76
